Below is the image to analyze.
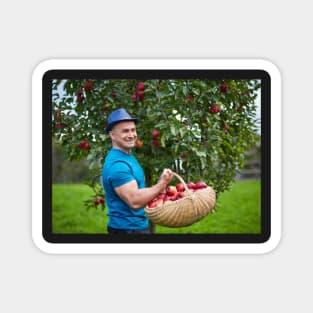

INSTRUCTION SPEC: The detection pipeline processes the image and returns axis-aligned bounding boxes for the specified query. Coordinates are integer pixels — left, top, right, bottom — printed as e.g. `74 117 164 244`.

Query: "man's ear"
109 131 114 140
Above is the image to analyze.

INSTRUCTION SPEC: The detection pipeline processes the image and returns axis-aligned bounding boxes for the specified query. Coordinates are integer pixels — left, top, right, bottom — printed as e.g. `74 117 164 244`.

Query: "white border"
32 59 281 254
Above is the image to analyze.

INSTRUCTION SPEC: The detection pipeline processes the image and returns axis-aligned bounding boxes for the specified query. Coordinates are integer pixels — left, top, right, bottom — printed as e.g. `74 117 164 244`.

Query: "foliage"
52 78 260 205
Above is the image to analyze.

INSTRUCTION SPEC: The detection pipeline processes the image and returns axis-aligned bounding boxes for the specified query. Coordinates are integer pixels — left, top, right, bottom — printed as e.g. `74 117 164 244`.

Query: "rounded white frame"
32 59 281 254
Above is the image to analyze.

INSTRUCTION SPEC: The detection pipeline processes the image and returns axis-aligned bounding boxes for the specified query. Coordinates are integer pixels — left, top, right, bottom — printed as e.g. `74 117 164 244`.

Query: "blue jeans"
107 226 151 234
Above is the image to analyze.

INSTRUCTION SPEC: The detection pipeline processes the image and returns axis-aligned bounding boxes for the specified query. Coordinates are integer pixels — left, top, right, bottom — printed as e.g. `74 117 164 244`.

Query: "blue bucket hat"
106 108 139 133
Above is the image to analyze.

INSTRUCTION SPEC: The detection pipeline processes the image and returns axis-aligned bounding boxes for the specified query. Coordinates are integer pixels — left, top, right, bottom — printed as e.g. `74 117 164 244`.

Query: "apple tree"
52 78 260 209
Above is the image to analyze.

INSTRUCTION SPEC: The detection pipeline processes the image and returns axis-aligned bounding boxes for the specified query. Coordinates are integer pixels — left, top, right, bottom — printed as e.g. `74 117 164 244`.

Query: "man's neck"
112 145 132 154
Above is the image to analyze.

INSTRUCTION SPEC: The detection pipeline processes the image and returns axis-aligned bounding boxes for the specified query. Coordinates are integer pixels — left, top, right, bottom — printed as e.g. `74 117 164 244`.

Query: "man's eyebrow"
121 127 136 132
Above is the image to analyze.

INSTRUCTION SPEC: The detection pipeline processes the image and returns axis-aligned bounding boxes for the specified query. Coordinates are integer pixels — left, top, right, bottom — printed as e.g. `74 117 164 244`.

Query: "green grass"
52 184 108 233
52 180 261 234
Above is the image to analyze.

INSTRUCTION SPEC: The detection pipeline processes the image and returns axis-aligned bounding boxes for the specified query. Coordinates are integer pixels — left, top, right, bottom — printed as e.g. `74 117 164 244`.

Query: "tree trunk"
145 168 156 233
149 221 156 233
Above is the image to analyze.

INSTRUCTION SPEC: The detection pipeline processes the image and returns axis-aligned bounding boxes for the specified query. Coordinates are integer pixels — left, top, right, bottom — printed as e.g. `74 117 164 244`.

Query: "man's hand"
159 168 174 186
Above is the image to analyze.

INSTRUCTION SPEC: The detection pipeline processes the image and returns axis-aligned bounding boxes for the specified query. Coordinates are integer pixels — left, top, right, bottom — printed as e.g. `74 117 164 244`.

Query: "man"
102 108 173 234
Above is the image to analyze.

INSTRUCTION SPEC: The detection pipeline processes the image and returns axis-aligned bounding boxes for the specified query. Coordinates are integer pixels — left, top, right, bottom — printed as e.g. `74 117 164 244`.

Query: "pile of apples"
147 180 208 208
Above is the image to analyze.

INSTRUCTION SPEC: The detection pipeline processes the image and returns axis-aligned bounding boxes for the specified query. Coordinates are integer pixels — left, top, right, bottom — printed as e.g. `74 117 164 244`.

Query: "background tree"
52 78 260 208
52 138 90 183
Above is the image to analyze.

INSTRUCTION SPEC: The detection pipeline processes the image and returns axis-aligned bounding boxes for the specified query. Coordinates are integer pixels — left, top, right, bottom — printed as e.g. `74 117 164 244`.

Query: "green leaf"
192 88 200 96
170 125 176 136
160 134 166 147
179 128 186 138
200 157 206 170
195 150 207 158
174 143 179 155
155 90 162 99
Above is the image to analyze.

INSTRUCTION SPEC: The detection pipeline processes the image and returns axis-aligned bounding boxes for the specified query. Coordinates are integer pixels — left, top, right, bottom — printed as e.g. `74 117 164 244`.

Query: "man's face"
109 121 137 153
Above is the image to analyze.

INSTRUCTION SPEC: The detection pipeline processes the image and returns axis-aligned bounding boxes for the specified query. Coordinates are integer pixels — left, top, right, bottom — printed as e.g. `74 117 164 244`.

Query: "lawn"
52 184 108 233
52 180 261 234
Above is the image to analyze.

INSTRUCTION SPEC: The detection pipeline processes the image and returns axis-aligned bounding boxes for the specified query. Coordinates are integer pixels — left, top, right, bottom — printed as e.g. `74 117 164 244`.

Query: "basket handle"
172 172 193 196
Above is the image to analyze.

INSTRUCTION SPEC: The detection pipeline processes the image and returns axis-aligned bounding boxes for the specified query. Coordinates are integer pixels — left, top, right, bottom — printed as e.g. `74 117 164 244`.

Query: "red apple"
76 90 85 103
148 200 157 208
94 199 100 206
168 196 177 201
79 140 90 150
176 191 186 199
152 140 160 147
209 105 221 114
137 82 145 91
176 183 185 192
83 81 92 92
137 90 144 101
152 129 160 138
220 82 228 94
166 186 177 197
158 193 167 200
186 182 196 190
136 140 143 149
131 93 137 101
195 181 207 190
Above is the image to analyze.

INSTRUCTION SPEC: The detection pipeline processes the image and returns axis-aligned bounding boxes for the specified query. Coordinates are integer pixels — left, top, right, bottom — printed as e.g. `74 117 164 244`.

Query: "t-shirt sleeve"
107 161 136 188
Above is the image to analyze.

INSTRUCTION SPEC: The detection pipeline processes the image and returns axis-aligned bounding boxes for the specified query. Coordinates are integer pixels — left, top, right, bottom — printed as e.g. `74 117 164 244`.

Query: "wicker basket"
144 172 216 227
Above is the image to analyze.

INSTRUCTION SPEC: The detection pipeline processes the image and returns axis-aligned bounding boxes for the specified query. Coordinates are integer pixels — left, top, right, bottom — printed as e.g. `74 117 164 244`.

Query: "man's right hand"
159 168 174 186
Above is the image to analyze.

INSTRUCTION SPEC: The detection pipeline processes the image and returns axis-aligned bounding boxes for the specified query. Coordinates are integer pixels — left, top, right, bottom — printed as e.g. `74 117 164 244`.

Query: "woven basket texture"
144 172 216 227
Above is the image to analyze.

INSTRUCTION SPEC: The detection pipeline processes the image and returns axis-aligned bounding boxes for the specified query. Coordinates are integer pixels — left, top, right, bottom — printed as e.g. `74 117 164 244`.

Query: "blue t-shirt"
102 148 148 230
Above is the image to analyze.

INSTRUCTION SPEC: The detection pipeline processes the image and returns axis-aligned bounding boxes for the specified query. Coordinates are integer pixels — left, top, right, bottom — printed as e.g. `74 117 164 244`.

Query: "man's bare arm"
114 169 173 210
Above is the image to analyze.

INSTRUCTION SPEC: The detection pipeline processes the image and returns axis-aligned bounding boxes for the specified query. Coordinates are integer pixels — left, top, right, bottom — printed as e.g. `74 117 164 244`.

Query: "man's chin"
125 142 135 148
